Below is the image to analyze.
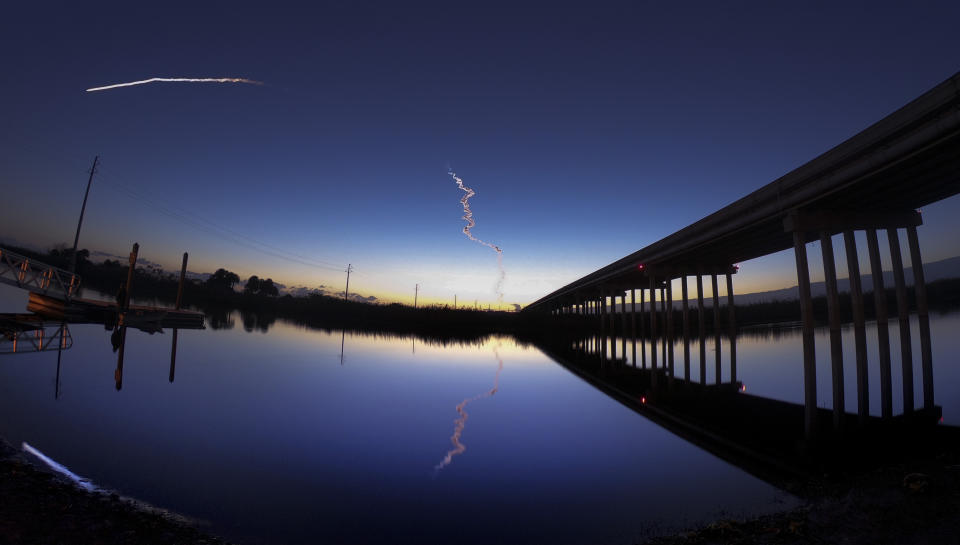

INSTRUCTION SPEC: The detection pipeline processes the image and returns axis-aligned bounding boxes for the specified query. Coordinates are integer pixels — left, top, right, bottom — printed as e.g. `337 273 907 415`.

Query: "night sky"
2 1 959 307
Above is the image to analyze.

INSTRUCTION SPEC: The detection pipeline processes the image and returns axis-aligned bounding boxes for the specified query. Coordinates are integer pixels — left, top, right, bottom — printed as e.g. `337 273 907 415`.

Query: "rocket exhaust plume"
433 346 504 476
86 77 263 92
449 170 505 301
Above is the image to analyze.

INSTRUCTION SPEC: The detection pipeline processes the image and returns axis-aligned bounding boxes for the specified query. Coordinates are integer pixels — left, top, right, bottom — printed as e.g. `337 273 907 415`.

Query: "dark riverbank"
642 440 960 545
0 438 230 545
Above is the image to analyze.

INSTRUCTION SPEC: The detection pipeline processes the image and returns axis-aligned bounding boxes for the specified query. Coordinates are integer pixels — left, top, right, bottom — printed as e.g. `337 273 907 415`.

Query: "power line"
94 169 347 273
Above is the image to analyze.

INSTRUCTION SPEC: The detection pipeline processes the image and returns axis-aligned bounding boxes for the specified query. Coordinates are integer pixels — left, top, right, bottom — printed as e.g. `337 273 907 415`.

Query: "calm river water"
2 284 958 545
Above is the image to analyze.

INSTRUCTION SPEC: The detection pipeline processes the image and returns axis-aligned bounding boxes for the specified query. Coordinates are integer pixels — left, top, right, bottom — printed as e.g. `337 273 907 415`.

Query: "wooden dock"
28 292 205 330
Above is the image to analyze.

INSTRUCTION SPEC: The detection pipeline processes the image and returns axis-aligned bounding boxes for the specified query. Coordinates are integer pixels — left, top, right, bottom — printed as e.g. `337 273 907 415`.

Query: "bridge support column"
630 289 637 366
793 231 817 439
609 289 616 334
639 288 647 368
649 276 658 369
660 287 667 368
666 280 674 378
682 276 690 381
711 274 721 384
843 231 870 424
907 225 934 409
725 271 737 383
867 229 893 419
620 292 627 363
697 273 706 385
820 232 844 430
888 228 914 414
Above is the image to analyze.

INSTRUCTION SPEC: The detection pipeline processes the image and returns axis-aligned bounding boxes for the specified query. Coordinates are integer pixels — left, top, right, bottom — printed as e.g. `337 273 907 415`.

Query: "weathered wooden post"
122 243 139 312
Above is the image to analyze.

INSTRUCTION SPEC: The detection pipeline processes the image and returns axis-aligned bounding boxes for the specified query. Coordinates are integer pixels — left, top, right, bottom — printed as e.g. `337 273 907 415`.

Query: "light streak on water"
433 347 504 476
22 442 97 491
86 77 263 92
450 170 505 301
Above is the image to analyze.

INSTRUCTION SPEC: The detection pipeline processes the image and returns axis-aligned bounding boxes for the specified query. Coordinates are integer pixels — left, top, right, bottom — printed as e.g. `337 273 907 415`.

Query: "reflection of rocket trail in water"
449 171 505 301
86 77 263 92
433 347 504 476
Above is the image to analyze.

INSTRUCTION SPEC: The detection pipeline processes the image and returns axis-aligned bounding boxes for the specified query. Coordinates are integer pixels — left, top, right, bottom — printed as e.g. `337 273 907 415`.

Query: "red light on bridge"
641 396 647 404
637 264 646 271
739 384 746 393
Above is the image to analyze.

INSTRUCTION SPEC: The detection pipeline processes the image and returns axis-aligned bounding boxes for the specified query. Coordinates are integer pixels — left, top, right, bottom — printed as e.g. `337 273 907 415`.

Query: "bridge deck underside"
529 72 960 308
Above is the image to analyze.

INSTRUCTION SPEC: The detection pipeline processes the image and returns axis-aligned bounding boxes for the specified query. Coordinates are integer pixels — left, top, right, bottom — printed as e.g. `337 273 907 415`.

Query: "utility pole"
344 264 353 301
414 284 419 309
454 294 457 308
70 155 99 275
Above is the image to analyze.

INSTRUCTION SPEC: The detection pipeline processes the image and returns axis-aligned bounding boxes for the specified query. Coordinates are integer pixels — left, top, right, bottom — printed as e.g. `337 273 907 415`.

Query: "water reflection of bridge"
538 334 947 488
527 72 960 438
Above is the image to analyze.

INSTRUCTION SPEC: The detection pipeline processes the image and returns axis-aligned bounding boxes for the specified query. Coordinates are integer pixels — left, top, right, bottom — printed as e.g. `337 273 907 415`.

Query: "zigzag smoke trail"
449 171 505 301
86 77 263 92
433 346 504 476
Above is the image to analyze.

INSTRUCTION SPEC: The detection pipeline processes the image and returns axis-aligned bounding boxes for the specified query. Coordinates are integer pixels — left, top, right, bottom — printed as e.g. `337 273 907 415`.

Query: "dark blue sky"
2 1 959 305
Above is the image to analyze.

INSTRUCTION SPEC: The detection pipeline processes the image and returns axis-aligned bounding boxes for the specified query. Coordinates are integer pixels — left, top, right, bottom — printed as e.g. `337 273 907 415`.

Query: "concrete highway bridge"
525 71 960 438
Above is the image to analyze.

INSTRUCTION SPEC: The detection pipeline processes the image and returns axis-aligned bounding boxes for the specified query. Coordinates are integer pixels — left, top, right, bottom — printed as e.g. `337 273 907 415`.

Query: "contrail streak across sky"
86 77 263 92
450 170 505 301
